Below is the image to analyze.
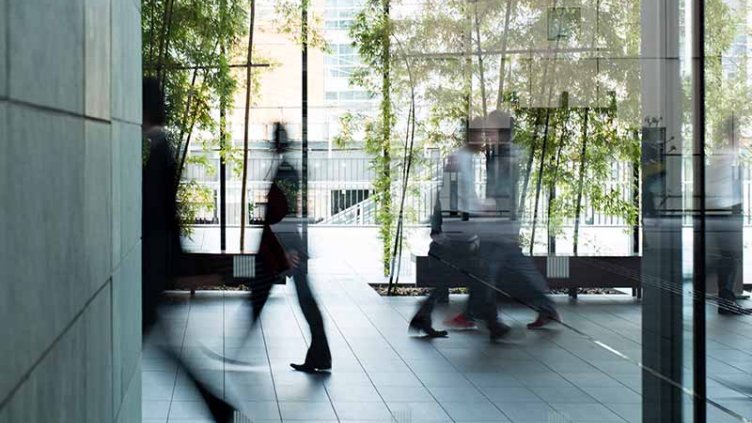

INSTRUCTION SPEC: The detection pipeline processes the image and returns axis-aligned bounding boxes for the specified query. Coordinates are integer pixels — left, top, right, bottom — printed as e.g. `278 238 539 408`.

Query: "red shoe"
444 313 478 330
527 312 561 329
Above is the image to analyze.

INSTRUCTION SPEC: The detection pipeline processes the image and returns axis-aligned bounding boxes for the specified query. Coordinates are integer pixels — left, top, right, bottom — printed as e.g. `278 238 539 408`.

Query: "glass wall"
169 0 752 421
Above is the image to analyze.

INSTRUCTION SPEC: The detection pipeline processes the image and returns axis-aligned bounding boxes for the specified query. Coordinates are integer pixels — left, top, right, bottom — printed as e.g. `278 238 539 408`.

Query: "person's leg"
142 237 168 332
290 265 332 369
712 214 744 313
250 271 276 324
142 278 239 422
500 248 559 328
409 288 449 337
476 254 511 340
148 322 237 422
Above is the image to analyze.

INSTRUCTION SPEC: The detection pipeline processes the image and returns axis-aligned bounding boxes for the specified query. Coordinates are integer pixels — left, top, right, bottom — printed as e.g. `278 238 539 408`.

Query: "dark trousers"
415 240 500 326
142 235 169 331
415 238 557 325
253 225 331 364
488 242 557 317
707 214 743 303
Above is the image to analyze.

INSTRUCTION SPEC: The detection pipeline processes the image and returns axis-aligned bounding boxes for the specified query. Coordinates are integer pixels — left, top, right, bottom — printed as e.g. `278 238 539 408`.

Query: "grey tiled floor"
142 240 752 422
142 279 752 422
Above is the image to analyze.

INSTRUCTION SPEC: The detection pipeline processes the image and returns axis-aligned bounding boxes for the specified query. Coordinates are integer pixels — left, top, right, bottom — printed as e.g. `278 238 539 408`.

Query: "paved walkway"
141 267 752 422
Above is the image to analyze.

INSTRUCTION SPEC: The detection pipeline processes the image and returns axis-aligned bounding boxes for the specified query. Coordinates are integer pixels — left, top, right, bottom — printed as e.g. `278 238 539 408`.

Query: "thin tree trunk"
147 0 157 69
380 0 393 277
176 69 199 159
496 0 514 109
174 69 199 187
154 0 170 81
387 36 417 295
518 112 542 214
176 39 221 184
573 108 589 256
156 0 176 90
240 0 257 251
547 108 569 254
472 1 488 118
529 110 552 256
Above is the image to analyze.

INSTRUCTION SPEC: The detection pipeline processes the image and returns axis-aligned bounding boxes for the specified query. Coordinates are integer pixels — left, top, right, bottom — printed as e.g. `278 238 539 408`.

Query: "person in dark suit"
251 123 332 373
141 77 244 422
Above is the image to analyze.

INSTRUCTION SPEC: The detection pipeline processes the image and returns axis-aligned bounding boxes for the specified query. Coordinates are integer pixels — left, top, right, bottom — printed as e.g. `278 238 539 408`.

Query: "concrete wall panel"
85 120 113 296
0 316 87 423
112 121 142 268
85 0 111 119
116 362 142 423
1 1 142 420
0 0 7 97
111 0 141 124
0 101 9 402
112 243 142 411
8 0 84 113
85 285 114 423
0 105 86 402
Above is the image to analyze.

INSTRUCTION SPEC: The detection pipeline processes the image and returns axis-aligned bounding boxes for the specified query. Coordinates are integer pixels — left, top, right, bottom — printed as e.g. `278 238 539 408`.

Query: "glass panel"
701 0 752 421
169 1 752 421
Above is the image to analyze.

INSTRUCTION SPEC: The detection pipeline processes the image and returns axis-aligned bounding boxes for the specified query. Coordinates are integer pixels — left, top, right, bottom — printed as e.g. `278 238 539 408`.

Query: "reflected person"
706 124 748 315
442 122 560 330
409 134 511 340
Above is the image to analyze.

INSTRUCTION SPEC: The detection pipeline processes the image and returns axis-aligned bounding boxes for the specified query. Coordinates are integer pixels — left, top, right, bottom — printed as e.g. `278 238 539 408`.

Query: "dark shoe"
196 383 239 423
290 361 332 373
527 311 561 329
488 322 512 341
409 316 448 338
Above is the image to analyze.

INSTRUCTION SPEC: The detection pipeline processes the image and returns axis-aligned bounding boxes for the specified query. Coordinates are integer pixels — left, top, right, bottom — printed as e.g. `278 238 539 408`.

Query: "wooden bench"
414 253 642 299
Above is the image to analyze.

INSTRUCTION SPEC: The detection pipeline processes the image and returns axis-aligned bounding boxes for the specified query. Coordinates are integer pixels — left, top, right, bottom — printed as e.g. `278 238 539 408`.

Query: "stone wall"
0 0 143 421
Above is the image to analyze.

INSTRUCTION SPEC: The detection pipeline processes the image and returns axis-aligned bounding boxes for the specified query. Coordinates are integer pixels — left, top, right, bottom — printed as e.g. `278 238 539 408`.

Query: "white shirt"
706 146 741 209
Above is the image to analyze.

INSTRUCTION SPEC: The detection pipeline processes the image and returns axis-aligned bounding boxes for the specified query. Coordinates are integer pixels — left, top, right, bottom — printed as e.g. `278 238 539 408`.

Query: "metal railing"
181 153 752 229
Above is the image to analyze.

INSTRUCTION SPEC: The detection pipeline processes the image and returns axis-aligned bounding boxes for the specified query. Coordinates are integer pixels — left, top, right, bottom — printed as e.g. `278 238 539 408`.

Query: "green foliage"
331 112 361 148
702 0 752 154
274 0 330 51
143 0 325 234
177 179 215 237
343 0 745 259
143 0 249 233
350 0 396 275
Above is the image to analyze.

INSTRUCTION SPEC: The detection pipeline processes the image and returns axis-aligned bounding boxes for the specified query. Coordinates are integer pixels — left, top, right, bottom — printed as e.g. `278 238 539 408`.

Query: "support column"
640 0 686 422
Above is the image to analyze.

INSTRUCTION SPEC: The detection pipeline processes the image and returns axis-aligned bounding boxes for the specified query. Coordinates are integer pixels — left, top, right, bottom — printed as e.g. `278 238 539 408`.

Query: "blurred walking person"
251 123 332 372
409 133 511 340
141 77 246 422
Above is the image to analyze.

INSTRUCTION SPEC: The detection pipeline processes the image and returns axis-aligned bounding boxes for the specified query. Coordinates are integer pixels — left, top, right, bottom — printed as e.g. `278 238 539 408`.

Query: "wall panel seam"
3 98 110 123
111 117 142 126
111 240 143 276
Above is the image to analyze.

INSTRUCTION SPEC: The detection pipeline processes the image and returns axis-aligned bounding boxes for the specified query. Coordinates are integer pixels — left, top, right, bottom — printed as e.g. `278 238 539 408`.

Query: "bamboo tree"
386 35 418 295
529 109 552 256
240 0 257 251
351 0 395 275
495 0 514 110
518 110 541 215
546 100 571 253
573 108 589 256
